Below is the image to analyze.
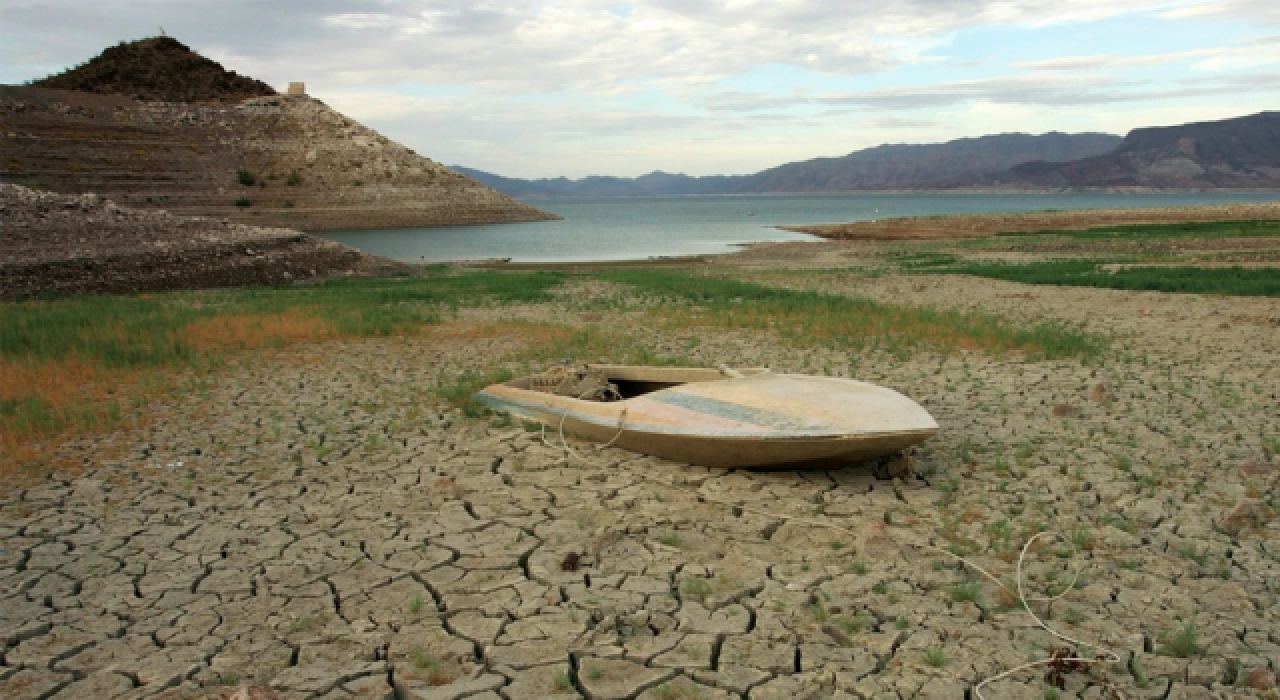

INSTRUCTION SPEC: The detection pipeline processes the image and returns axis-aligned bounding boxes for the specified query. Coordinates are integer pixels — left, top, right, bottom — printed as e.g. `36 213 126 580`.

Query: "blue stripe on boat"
651 392 829 432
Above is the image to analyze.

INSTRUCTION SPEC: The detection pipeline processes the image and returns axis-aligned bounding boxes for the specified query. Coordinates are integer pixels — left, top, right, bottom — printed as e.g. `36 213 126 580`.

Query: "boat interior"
502 364 770 401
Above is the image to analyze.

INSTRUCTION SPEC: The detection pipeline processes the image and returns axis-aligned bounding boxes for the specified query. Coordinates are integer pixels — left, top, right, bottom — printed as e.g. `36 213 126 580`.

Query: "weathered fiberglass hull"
474 365 938 468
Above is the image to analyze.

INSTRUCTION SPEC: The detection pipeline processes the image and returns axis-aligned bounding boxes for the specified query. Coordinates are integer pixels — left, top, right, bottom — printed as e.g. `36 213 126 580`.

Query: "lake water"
317 192 1280 263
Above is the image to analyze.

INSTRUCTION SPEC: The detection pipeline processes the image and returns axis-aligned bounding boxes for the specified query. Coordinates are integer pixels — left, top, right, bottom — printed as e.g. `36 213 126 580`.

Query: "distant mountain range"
961 111 1280 190
458 112 1280 195
455 132 1123 197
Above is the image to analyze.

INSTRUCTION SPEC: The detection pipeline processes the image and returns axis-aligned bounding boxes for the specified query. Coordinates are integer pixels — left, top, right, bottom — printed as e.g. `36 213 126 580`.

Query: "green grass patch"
2 271 566 368
920 260 1280 297
998 219 1280 240
1158 620 1207 658
599 268 1100 360
2 271 566 477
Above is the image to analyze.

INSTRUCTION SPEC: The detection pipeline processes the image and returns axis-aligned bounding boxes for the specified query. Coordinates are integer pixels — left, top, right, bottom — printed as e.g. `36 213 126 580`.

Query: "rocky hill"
2 38 556 230
455 132 1121 196
32 37 276 104
0 183 405 299
967 112 1280 190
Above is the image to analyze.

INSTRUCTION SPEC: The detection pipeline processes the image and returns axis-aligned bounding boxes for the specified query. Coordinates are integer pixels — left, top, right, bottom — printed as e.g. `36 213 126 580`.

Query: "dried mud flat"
3 268 1280 700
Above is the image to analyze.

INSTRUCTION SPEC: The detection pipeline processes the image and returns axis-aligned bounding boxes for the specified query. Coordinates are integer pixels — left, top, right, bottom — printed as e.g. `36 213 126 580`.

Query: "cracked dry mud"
3 272 1279 700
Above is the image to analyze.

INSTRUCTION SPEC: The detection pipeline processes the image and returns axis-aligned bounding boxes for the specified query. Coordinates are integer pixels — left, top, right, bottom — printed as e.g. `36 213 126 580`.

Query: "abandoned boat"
473 365 938 468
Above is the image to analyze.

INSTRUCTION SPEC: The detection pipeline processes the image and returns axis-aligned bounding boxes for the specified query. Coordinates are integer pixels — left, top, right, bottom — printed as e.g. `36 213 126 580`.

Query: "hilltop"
2 37 556 230
33 36 277 104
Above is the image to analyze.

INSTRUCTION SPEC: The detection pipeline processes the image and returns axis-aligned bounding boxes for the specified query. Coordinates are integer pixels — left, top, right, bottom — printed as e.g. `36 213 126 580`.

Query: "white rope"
542 390 628 460
970 531 1124 699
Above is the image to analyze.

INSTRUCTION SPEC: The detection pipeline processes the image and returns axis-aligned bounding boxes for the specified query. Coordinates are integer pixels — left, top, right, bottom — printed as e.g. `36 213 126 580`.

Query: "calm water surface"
318 192 1280 263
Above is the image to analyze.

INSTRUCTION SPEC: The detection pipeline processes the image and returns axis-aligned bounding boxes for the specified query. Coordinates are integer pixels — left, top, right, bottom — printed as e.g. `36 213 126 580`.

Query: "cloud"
862 117 939 128
1 0 1278 176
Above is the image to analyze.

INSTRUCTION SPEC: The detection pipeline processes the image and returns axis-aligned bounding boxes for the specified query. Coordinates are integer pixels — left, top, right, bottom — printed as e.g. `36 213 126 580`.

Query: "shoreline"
779 201 1280 241
508 187 1280 201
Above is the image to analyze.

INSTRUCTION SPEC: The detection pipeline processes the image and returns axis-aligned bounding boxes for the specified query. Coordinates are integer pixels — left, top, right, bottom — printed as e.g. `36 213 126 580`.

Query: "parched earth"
2 270 1279 700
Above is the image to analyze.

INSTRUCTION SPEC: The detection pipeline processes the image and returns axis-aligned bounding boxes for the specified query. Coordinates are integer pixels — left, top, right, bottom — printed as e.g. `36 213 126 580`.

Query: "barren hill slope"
2 38 556 230
970 111 1280 190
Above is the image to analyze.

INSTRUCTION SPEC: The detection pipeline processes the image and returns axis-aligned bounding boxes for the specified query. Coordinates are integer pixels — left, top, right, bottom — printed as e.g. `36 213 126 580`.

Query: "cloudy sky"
3 0 1279 178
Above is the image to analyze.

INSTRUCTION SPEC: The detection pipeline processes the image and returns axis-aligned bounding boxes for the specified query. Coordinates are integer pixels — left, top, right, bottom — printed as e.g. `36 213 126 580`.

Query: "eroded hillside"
1 37 556 231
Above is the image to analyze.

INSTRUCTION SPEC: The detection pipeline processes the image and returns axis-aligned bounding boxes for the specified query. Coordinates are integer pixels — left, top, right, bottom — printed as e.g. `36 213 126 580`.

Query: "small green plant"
681 578 711 601
1071 527 1093 551
849 561 867 575
221 671 240 686
1158 620 1206 658
1131 655 1150 688
411 647 438 670
287 613 320 633
553 669 572 692
283 199 294 208
586 663 604 680
1176 545 1208 567
809 603 829 623
1042 684 1061 700
234 196 252 209
236 169 256 186
924 648 948 667
286 169 302 186
830 540 845 550
658 531 682 547
410 646 451 684
837 612 875 634
409 593 424 614
1063 607 1084 626
947 581 983 606
894 616 909 630
872 582 888 595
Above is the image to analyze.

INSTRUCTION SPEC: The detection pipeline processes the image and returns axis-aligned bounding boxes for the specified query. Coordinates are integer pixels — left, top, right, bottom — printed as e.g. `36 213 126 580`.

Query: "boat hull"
474 368 938 468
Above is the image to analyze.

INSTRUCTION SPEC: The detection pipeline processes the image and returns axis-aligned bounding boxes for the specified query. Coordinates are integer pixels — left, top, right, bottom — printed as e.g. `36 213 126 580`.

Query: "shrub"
1159 621 1206 658
234 197 252 209
924 648 948 667
236 169 256 186
287 170 302 186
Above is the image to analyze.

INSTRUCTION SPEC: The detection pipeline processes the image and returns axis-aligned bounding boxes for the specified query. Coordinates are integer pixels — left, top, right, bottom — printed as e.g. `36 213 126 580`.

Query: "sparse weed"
1158 620 1206 658
947 581 983 607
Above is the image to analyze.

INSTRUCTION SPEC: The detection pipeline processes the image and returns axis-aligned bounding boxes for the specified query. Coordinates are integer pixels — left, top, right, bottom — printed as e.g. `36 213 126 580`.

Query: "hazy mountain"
968 112 1280 190
454 131 1122 197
